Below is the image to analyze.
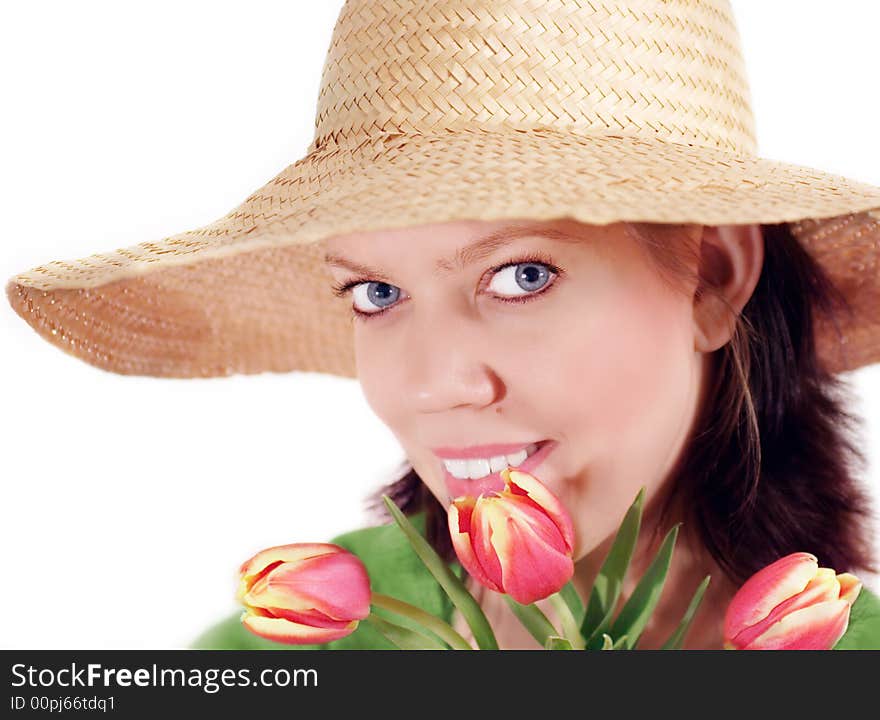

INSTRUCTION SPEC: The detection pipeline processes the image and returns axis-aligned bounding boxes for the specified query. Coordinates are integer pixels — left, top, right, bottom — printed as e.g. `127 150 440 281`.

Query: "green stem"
381 495 499 650
365 615 447 650
371 592 473 650
549 592 586 650
504 596 558 647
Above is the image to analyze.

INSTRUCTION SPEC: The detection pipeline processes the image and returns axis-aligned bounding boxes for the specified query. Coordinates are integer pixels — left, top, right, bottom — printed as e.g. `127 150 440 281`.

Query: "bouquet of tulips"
236 468 862 650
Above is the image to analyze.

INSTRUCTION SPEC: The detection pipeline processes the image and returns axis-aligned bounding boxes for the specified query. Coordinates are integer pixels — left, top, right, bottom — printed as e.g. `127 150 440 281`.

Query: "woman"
327 218 760 651
7 0 880 648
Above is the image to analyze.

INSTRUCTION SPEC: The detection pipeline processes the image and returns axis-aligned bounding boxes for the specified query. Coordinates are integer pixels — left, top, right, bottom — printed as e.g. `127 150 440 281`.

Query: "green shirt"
191 511 880 650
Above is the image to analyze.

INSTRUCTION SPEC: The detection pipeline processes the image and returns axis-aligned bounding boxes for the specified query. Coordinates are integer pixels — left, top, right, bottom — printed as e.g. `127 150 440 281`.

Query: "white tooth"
444 445 542 480
488 454 508 473
466 458 492 480
443 459 470 479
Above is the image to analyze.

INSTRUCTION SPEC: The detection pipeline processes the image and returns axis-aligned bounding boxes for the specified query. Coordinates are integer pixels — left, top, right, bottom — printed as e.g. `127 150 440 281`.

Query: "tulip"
448 468 575 605
237 542 371 644
723 552 862 650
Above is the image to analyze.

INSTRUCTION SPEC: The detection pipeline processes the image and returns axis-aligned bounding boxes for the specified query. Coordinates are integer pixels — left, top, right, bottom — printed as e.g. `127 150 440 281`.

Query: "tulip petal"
503 469 575 552
492 514 574 604
741 599 851 650
239 543 346 582
723 552 818 641
727 567 840 649
836 573 862 605
497 494 570 556
247 553 371 621
241 612 359 645
448 498 503 592
262 605 357 631
235 575 254 605
448 474 576 604
296 554 372 619
470 497 505 589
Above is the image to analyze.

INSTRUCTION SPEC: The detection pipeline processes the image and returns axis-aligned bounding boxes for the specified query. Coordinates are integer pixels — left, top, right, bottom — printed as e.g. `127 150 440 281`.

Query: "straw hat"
6 0 880 379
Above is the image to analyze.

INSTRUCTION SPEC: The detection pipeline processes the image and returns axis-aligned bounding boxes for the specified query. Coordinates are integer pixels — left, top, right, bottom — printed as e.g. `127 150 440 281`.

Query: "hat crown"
308 0 757 156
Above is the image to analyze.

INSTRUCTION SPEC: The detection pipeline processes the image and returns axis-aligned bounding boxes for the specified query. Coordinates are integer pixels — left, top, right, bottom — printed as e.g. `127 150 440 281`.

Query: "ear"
693 224 764 353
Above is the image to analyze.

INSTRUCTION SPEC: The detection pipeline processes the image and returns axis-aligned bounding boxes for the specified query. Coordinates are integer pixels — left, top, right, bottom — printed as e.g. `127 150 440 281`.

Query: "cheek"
526 279 696 447
595 294 692 434
352 329 399 427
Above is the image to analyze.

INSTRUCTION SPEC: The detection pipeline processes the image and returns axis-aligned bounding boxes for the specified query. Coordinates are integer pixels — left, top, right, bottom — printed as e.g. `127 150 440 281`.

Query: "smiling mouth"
439 440 557 501
439 441 547 481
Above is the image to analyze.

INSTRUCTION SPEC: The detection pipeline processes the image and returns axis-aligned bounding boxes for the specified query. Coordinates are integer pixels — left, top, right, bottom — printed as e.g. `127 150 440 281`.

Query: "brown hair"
365 222 879 585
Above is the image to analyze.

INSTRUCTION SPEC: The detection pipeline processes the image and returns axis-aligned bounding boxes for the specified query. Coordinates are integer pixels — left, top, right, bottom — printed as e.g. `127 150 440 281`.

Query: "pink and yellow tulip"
237 542 371 644
448 468 575 605
723 551 862 650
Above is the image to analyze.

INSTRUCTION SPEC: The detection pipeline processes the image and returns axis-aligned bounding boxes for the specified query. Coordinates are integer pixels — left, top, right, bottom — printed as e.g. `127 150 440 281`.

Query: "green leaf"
581 487 646 645
549 592 585 650
382 495 499 650
504 596 558 647
833 585 880 650
545 635 574 650
659 574 711 650
559 580 585 626
585 599 622 649
612 634 629 650
609 523 681 650
600 633 614 650
365 615 448 650
371 593 473 650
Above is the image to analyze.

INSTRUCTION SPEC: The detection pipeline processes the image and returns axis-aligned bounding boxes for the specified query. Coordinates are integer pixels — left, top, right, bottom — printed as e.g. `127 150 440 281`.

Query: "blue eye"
352 281 401 313
487 262 553 296
330 254 562 321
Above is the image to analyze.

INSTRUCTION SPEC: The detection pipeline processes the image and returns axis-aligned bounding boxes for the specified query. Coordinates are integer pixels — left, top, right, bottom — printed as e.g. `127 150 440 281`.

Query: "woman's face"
323 218 709 560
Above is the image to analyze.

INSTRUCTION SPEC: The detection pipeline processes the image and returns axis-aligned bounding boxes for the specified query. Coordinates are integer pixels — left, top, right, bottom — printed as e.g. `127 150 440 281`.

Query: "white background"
1 1 878 649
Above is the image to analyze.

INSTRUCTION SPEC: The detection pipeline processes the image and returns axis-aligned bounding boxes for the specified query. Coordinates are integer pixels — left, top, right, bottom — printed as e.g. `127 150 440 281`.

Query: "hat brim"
6 127 880 378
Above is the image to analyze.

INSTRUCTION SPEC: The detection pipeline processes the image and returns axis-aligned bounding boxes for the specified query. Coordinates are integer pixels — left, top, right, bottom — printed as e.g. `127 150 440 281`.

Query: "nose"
402 305 504 414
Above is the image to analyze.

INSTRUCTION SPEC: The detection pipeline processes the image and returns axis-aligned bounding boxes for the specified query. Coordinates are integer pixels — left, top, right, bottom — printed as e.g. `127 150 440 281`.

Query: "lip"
441 440 558 501
432 441 540 460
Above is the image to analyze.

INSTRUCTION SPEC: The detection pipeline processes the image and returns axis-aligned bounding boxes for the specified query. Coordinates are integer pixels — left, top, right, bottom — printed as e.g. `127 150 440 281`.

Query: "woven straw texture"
6 0 880 378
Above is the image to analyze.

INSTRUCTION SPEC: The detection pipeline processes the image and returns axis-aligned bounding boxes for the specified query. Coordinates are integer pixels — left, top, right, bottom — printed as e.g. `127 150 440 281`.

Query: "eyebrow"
323 224 580 278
